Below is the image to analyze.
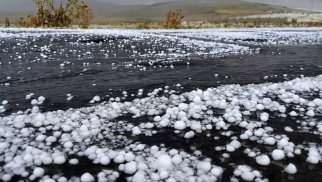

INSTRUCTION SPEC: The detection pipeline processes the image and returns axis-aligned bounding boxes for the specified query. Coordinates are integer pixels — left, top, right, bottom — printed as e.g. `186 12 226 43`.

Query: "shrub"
4 17 10 27
163 9 185 29
18 0 91 28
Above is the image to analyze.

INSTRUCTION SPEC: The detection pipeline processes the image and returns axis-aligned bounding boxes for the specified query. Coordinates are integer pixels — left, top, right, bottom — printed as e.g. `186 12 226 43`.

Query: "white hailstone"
171 155 182 165
255 155 270 166
125 152 135 162
31 99 38 105
197 161 212 172
132 171 146 182
93 96 101 102
227 116 236 123
271 149 285 161
262 98 272 105
153 116 161 122
211 166 223 177
239 121 248 128
124 161 137 174
81 173 95 182
41 156 53 165
114 155 125 163
306 110 315 117
306 156 319 164
240 134 248 140
0 106 5 113
69 158 79 165
100 156 110 165
184 131 195 139
135 144 145 151
284 126 294 132
226 145 235 152
24 153 33 162
26 93 34 100
33 113 45 127
254 129 264 137
284 163 297 174
241 171 255 181
160 119 169 127
157 155 172 169
216 120 226 129
294 149 302 155
159 170 169 180
150 173 160 181
178 103 188 111
2 100 8 105
190 121 202 131
38 96 46 103
43 179 55 182
33 167 45 177
193 96 202 103
14 120 25 128
256 104 264 110
279 105 286 113
264 137 276 145
46 136 57 143
174 120 186 130
62 124 73 132
230 140 241 149
278 138 289 147
132 127 141 135
167 177 177 182
289 111 298 117
260 113 269 122
38 133 49 142
53 154 66 164
1 174 12 181
137 162 148 171
145 122 154 129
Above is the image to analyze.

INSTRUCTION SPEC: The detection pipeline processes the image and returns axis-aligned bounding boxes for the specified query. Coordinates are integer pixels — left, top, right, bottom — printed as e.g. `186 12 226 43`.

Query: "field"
0 28 322 181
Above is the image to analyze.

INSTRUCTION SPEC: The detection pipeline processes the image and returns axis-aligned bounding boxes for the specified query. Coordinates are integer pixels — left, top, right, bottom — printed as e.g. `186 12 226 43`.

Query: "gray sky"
94 0 178 5
0 0 175 11
1 0 322 13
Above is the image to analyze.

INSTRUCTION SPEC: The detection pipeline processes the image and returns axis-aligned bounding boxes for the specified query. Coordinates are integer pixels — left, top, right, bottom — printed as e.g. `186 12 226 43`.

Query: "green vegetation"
18 0 91 28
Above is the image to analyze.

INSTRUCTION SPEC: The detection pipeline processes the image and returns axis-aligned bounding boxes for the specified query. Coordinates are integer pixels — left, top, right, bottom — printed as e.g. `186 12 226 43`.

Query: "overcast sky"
94 0 178 5
1 0 321 12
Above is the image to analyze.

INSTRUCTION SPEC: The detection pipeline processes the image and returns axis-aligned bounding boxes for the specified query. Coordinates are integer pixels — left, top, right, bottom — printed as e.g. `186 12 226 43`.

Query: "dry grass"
163 9 185 29
18 0 91 28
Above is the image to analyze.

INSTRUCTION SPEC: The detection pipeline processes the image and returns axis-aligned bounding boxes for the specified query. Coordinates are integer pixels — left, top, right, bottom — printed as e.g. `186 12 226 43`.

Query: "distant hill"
242 0 322 12
92 0 298 23
0 0 303 24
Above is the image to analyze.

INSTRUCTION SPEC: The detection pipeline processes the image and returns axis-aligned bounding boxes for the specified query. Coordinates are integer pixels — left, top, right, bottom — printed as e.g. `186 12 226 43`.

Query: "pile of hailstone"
1 75 322 181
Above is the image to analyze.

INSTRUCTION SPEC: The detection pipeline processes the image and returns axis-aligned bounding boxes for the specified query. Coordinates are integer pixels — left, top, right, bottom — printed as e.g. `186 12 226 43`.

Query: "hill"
0 0 304 24
105 0 294 20
242 0 322 12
